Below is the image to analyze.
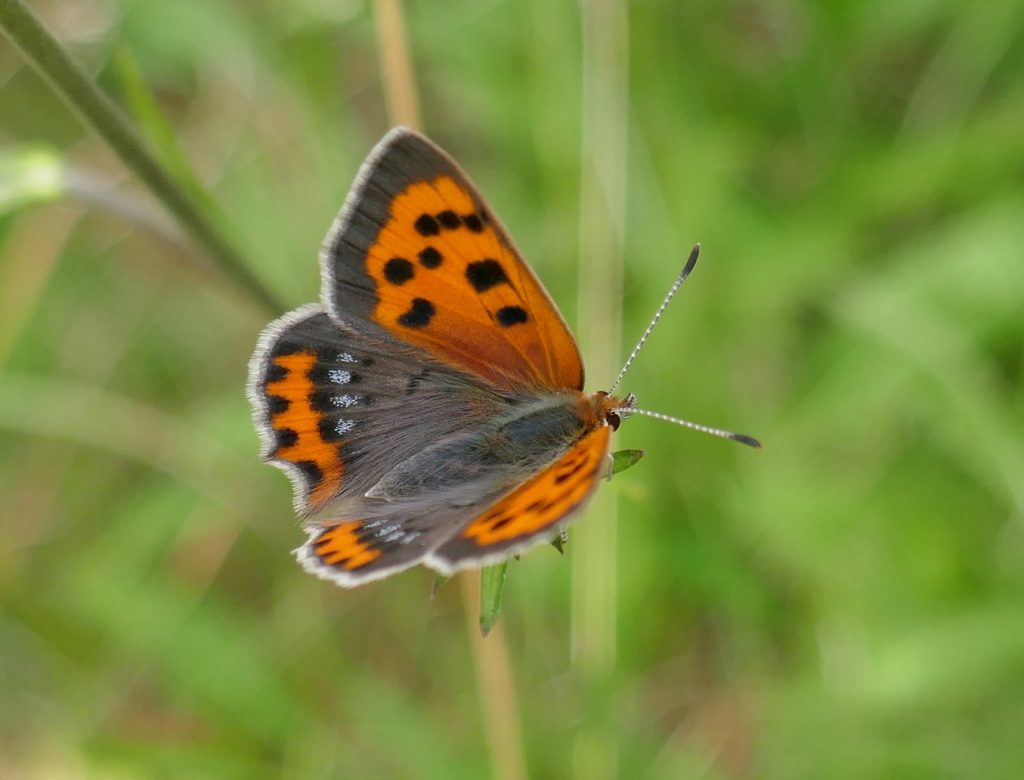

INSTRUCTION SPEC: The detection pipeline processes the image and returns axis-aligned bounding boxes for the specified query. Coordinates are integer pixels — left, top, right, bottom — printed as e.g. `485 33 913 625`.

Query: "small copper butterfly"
247 128 759 587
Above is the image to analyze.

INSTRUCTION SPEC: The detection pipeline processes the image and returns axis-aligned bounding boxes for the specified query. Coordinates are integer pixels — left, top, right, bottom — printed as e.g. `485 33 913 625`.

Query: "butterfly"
247 127 759 588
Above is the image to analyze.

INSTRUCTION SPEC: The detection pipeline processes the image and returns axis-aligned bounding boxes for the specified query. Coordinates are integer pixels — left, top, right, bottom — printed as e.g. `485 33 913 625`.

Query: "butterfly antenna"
608 243 701 395
616 407 762 448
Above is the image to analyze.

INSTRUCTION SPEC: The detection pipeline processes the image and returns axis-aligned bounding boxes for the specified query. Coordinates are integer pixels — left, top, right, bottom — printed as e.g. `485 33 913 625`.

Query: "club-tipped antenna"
608 243 701 395
615 407 762 448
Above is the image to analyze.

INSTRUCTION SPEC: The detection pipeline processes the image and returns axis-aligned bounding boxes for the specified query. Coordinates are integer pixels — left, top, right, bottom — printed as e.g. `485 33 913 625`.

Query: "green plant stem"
0 0 283 315
572 0 628 778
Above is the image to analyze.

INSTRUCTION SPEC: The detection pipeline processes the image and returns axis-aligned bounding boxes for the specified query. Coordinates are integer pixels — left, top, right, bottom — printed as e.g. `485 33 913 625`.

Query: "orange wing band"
312 521 382 571
461 425 611 546
365 175 583 391
265 351 344 508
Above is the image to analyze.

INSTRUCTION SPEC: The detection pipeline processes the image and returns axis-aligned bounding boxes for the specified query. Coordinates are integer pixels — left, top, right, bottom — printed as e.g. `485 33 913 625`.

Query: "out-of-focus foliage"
2 1 1023 777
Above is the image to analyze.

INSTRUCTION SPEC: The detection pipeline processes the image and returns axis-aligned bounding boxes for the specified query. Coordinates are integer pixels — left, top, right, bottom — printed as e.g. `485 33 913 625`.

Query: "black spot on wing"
265 363 288 383
317 418 349 443
466 259 509 292
295 460 323 486
398 298 436 328
309 364 362 387
418 247 443 268
437 210 461 229
274 427 298 449
414 213 440 236
463 213 484 233
496 306 528 326
310 382 361 413
384 257 414 285
267 395 289 414
310 390 334 414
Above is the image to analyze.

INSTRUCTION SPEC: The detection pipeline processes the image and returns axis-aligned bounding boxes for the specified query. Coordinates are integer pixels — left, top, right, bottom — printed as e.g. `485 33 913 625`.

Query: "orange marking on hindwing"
364 175 583 391
462 426 611 546
313 521 381 570
265 351 343 508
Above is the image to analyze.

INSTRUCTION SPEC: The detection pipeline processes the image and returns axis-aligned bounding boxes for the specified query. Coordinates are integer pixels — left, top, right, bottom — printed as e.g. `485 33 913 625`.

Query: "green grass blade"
112 49 226 225
611 448 645 476
431 573 450 598
479 562 510 638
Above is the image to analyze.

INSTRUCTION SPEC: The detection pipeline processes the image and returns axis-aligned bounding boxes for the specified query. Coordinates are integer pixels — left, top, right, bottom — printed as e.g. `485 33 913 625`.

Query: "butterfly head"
589 390 637 432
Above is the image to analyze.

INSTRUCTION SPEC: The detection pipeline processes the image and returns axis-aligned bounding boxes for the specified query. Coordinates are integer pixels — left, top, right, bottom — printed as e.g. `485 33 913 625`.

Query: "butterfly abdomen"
494 396 590 460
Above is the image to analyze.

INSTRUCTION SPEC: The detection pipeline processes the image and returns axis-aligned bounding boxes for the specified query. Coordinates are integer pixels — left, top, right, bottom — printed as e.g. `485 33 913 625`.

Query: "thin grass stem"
0 0 283 315
572 1 629 778
460 574 528 780
370 3 528 778
373 0 422 129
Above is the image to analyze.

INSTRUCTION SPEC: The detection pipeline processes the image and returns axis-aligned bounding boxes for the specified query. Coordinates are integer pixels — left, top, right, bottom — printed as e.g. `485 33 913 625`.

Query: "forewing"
427 425 612 574
247 304 506 516
322 127 584 393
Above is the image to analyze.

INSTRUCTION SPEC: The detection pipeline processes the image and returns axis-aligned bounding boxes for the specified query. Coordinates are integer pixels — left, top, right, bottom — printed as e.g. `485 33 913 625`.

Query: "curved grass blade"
611 448 645 476
479 562 509 637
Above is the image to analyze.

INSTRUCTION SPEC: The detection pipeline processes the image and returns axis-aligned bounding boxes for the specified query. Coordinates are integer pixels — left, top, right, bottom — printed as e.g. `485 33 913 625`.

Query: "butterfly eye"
607 412 622 431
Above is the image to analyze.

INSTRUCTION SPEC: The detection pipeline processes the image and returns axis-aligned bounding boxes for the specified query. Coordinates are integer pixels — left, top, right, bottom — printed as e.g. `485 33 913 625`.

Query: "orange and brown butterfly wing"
247 304 510 516
322 127 584 394
296 424 613 586
248 305 349 514
426 425 612 574
295 510 475 588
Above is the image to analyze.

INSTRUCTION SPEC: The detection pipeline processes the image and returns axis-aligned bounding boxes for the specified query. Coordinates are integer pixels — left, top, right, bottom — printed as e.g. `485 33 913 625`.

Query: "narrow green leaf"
431 573 450 598
0 144 65 214
611 448 645 475
112 49 225 226
479 562 509 637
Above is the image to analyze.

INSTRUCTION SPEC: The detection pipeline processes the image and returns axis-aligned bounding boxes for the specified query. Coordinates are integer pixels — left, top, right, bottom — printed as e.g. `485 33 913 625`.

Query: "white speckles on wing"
337 352 358 363
382 528 405 543
328 368 352 384
331 393 359 408
335 418 356 435
367 524 421 545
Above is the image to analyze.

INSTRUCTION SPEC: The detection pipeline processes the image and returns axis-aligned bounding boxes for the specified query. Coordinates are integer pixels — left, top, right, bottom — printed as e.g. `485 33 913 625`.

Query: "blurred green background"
3 0 1024 777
